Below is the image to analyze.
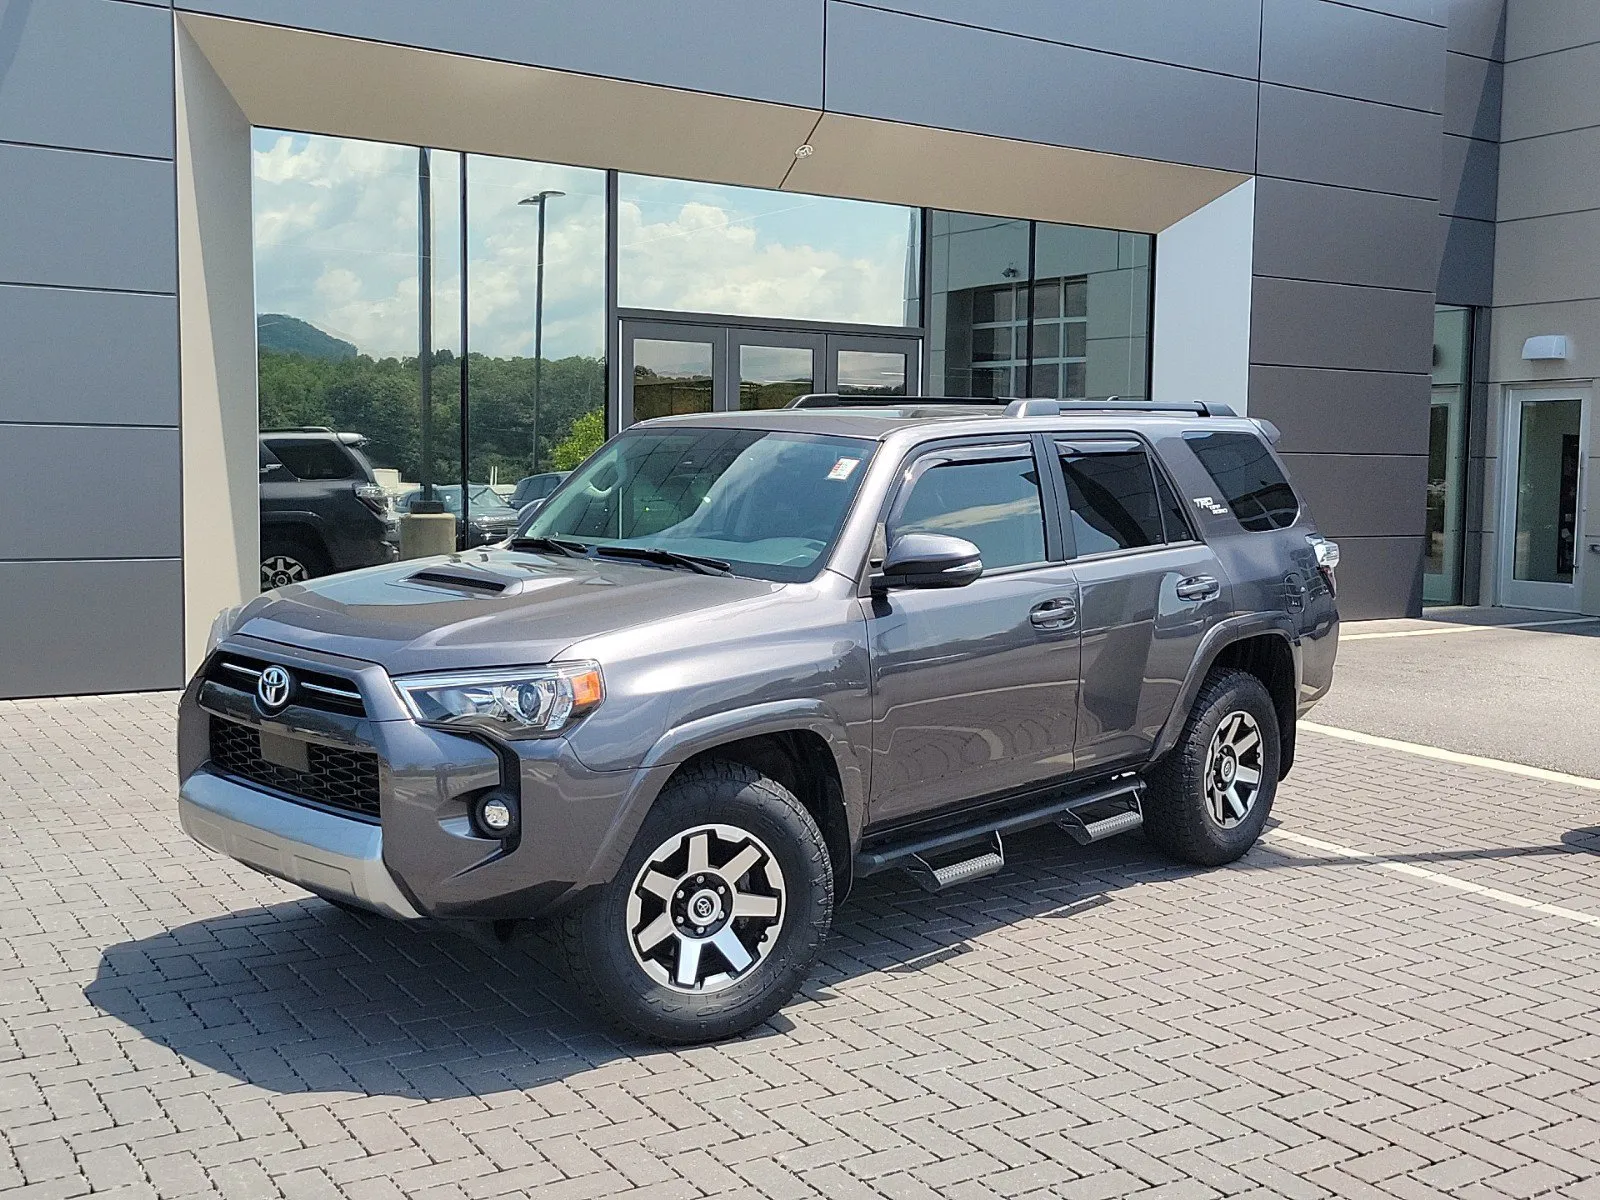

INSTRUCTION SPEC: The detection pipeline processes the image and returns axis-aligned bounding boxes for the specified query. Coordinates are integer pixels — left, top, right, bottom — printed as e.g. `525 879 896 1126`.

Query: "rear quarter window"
1184 431 1299 532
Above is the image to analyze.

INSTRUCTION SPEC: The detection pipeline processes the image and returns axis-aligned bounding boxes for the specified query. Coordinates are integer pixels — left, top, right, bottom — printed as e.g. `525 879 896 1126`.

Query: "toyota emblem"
257 665 293 712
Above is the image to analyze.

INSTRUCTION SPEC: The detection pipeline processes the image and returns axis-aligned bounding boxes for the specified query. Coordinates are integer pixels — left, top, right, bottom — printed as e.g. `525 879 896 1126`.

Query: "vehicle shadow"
84 826 1194 1100
84 822 1600 1099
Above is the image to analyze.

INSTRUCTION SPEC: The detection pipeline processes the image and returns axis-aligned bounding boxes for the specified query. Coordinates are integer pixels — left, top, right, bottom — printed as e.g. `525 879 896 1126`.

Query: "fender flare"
579 699 867 889
1150 614 1302 765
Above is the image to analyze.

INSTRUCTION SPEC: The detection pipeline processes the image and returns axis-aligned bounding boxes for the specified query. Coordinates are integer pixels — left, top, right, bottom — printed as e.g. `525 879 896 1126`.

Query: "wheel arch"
1153 617 1301 779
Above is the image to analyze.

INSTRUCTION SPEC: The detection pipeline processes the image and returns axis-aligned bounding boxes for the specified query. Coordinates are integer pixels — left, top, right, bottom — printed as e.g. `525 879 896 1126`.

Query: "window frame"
871 436 1063 583
1042 432 1199 563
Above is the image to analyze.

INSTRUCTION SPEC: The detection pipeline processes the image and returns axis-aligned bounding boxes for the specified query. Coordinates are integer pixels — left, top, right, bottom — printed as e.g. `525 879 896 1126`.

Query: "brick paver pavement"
3 692 1600 1199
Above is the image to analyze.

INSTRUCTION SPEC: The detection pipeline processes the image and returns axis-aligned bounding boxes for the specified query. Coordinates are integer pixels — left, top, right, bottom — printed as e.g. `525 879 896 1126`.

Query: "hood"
233 549 779 675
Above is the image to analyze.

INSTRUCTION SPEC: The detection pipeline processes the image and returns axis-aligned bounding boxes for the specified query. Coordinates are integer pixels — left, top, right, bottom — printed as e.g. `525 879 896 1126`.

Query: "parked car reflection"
396 484 524 548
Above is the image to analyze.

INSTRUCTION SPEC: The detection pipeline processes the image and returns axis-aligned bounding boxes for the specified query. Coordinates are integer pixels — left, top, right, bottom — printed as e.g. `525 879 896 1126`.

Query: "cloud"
251 131 918 361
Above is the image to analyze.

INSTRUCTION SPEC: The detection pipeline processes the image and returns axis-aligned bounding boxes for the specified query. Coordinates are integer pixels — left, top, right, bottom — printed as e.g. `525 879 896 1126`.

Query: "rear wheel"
557 762 833 1044
261 534 330 589
1144 669 1279 866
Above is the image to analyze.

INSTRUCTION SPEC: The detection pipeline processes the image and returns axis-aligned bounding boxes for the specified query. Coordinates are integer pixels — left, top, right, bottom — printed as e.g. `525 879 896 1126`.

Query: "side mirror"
877 532 983 590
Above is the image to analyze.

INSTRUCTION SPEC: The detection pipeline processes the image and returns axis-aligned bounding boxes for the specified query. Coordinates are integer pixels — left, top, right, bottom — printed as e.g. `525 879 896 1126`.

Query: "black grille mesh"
208 717 380 819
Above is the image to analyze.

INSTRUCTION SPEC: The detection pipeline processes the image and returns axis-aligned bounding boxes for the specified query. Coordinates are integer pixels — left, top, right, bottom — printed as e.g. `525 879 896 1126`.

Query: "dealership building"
0 0 1593 698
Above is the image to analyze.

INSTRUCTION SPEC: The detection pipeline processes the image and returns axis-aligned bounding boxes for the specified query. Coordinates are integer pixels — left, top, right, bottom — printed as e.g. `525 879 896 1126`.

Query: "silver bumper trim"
178 771 423 920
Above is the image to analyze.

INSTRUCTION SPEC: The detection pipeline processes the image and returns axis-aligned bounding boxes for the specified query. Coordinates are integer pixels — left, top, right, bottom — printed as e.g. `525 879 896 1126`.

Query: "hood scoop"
405 565 518 596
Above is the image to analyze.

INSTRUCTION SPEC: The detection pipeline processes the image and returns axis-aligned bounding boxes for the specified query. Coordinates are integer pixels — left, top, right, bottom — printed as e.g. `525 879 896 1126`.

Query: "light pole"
518 189 564 470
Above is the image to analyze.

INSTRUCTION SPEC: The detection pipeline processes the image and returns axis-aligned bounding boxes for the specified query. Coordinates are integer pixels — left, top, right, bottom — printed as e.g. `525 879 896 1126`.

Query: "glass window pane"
1063 277 1088 319
1032 322 1060 360
1153 461 1193 542
618 176 919 327
1185 431 1300 532
1064 322 1087 359
1064 362 1087 399
1060 449 1164 554
972 326 1012 362
837 350 907 396
928 213 1030 396
1033 280 1060 319
269 441 363 480
466 155 607 489
1029 363 1059 398
971 367 1012 398
1512 398 1582 584
740 344 814 410
633 339 714 420
892 458 1046 569
1433 305 1470 387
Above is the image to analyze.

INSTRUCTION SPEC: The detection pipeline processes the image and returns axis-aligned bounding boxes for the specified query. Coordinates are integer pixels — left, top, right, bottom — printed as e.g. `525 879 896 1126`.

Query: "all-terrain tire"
1144 668 1280 867
556 761 833 1045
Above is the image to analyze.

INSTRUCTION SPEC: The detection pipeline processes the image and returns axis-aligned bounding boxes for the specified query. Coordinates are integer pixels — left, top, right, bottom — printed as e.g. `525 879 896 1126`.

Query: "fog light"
473 793 519 839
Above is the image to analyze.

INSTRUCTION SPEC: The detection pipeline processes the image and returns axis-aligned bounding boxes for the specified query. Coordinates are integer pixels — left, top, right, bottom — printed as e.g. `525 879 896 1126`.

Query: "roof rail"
1002 399 1238 418
786 393 1009 409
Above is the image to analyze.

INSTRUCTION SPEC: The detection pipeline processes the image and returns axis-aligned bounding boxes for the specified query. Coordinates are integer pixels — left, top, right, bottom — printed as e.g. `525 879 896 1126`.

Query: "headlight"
394 663 604 739
205 604 247 657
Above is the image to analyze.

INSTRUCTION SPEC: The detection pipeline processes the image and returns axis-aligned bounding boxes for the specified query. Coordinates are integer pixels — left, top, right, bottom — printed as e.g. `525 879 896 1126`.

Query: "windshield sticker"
827 457 861 481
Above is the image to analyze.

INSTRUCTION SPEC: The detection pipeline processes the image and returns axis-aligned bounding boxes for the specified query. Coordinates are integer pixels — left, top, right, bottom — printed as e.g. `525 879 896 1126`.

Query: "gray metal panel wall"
1249 0 1448 619
174 0 827 108
0 0 182 697
1436 1 1504 307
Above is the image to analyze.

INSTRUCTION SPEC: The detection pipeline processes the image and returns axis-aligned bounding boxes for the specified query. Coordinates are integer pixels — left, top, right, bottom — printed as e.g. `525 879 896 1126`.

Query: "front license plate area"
258 730 310 772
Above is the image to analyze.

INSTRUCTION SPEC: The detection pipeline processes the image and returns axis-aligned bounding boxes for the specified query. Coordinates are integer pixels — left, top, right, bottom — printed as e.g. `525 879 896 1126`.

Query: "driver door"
866 439 1082 826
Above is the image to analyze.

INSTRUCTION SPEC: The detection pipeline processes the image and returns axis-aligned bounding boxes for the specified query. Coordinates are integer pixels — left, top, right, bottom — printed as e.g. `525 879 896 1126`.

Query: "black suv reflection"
259 429 398 588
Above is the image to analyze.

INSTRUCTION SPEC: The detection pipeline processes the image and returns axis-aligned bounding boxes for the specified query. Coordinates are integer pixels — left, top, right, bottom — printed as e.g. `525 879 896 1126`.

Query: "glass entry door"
1501 391 1588 611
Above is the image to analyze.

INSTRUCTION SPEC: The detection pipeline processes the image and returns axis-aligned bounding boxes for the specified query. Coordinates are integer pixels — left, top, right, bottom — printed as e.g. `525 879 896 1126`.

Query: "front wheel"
556 762 833 1044
1144 668 1280 867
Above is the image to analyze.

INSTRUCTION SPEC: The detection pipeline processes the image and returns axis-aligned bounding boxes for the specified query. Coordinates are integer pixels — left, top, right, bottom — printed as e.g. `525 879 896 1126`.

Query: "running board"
904 833 1004 893
855 777 1146 886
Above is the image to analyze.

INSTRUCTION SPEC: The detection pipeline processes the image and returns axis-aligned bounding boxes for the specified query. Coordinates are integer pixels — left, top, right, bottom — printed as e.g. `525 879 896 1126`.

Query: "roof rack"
785 393 1237 418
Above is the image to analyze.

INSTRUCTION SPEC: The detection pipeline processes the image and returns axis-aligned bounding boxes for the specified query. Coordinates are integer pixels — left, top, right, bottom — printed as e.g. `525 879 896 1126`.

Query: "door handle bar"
1175 575 1220 602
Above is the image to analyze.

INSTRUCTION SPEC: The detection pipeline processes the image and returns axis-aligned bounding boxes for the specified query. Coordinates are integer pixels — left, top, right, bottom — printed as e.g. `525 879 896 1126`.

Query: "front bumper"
179 769 422 919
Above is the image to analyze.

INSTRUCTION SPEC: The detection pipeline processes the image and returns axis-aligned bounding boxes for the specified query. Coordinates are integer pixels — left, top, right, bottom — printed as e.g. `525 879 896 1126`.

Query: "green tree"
551 407 607 470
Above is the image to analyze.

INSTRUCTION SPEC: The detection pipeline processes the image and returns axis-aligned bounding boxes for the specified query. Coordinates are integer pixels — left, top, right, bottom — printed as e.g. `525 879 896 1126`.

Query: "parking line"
1340 616 1600 641
1300 721 1600 793
1265 828 1600 931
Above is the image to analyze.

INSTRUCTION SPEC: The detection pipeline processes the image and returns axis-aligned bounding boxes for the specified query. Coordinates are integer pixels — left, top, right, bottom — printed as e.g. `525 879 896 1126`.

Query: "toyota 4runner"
181 396 1339 1044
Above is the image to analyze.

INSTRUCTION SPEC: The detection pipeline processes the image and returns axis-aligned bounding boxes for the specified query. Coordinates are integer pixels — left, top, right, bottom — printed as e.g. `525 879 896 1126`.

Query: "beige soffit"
181 12 1245 230
785 113 1247 234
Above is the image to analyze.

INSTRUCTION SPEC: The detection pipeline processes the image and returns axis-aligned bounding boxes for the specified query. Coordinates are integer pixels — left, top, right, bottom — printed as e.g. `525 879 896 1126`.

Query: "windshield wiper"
508 535 590 559
592 545 734 576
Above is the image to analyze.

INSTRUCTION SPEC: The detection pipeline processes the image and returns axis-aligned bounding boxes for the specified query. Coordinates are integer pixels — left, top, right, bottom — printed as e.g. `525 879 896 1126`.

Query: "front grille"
205 654 367 717
208 717 381 819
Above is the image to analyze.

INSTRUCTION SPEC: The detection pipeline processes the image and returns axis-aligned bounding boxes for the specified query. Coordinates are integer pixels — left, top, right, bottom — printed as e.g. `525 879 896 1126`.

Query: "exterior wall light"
1521 335 1570 361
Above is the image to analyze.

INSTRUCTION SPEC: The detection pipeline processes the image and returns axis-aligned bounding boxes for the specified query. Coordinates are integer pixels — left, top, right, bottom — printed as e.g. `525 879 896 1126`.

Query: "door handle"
1030 597 1077 630
1176 574 1220 602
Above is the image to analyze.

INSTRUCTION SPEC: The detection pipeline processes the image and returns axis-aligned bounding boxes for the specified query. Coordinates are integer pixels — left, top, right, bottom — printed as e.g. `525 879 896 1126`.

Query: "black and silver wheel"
558 761 832 1044
1145 668 1279 866
260 536 329 590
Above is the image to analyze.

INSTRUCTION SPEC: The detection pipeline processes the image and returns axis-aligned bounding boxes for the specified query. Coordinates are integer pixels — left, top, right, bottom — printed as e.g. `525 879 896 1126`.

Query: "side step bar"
856 777 1146 891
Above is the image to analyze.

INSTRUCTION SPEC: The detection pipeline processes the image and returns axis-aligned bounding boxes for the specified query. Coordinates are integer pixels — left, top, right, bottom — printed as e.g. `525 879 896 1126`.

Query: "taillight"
354 483 390 517
1307 534 1339 597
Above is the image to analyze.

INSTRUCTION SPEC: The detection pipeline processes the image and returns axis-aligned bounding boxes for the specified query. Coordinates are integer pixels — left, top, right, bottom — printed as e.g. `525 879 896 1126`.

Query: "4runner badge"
1192 496 1229 516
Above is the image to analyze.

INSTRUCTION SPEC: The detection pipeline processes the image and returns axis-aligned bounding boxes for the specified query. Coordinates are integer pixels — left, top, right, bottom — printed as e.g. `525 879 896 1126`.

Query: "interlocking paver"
4 691 1600 1198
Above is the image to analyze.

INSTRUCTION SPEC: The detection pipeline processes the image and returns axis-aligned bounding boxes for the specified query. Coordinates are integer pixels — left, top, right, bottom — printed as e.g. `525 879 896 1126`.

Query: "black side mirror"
877 532 983 590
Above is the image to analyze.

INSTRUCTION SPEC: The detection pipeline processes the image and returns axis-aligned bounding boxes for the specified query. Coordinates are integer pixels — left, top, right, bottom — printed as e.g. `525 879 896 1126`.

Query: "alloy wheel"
1203 710 1264 829
625 823 785 993
261 555 309 590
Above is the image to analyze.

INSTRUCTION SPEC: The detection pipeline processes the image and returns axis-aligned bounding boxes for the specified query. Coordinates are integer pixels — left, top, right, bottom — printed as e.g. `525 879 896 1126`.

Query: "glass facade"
927 212 1151 400
1425 305 1472 605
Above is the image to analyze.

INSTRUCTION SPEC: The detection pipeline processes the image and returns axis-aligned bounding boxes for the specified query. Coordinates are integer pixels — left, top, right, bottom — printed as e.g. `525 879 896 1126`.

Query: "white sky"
251 130 919 360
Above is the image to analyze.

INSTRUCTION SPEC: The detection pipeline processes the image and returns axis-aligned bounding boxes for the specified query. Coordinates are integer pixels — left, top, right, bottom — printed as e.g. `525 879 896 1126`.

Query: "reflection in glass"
634 339 715 419
1424 305 1471 604
618 176 919 327
740 345 814 410
838 350 907 397
928 213 1029 396
1513 398 1582 585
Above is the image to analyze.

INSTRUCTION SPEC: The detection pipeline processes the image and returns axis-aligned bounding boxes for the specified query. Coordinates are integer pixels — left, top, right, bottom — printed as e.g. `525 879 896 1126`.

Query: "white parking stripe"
1265 828 1600 931
1300 721 1600 793
1340 616 1600 641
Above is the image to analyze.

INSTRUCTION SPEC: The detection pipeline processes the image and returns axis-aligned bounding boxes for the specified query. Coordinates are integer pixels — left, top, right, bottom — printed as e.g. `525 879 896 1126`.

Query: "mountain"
257 313 358 360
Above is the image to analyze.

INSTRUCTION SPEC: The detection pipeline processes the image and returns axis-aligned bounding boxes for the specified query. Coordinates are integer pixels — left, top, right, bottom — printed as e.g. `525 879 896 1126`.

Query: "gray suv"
181 397 1339 1044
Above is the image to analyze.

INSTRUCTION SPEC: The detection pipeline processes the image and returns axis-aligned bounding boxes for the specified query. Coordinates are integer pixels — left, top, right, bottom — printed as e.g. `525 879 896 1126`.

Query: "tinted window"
1059 448 1163 555
526 428 873 582
892 455 1046 570
1153 462 1193 542
1185 432 1299 531
268 440 361 481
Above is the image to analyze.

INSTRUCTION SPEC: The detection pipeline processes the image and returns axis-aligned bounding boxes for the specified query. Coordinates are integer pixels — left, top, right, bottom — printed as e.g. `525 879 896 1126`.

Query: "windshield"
402 485 509 515
519 427 874 582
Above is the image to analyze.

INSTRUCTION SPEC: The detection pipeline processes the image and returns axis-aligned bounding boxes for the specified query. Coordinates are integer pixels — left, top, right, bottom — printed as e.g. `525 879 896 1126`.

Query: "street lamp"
518 189 565 469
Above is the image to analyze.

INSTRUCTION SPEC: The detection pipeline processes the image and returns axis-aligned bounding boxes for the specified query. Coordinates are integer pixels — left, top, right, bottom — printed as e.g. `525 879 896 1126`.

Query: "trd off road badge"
1192 496 1229 516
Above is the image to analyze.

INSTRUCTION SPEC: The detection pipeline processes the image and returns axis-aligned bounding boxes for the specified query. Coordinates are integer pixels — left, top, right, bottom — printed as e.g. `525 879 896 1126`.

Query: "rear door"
1046 435 1231 774
866 438 1081 825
